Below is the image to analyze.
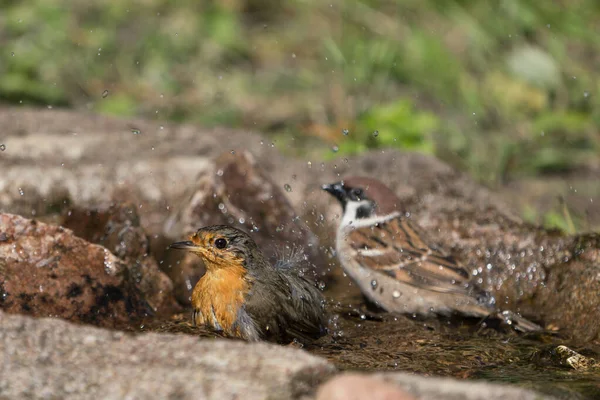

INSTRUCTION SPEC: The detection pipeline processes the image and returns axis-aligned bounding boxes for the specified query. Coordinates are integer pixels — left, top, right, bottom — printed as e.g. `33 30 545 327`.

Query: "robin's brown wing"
346 215 476 296
244 269 327 343
280 272 327 342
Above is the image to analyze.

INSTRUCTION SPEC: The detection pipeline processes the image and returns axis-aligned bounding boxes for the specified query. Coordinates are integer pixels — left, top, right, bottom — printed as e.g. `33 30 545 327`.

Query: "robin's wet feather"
171 225 327 343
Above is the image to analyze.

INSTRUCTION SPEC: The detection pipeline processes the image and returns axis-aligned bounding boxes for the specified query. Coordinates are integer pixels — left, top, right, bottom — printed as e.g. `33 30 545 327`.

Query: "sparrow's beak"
169 241 198 251
321 182 348 203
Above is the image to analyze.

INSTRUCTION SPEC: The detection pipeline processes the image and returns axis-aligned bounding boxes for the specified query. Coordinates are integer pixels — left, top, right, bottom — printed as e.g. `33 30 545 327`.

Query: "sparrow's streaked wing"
346 214 478 297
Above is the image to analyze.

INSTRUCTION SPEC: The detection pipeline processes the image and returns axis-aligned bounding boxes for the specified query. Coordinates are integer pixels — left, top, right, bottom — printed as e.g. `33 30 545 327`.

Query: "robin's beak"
169 241 198 251
321 182 348 204
169 240 214 261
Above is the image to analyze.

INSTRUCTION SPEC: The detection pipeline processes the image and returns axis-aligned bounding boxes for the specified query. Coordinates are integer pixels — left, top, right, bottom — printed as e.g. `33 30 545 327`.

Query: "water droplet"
103 250 116 274
331 145 339 153
342 129 349 136
230 150 235 154
370 279 378 289
0 144 5 151
216 169 224 177
307 161 312 168
131 128 141 135
102 90 109 98
372 130 379 137
11 52 14 57
392 290 401 298
238 217 245 224
218 203 225 210
18 187 24 196
584 91 590 98
284 184 292 192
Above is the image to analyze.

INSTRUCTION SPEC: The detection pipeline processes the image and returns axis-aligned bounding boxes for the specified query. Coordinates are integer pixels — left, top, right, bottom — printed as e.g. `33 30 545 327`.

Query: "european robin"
170 225 327 342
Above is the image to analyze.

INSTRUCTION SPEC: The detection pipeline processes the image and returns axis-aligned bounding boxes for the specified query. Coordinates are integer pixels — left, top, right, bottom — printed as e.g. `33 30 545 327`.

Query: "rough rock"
0 213 174 327
62 203 179 314
0 311 335 400
317 374 416 400
538 236 600 342
0 108 294 236
315 372 556 400
163 150 325 304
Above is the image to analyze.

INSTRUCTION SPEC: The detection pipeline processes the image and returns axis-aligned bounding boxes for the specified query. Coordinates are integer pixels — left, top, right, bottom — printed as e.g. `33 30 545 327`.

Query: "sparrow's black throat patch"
355 202 375 219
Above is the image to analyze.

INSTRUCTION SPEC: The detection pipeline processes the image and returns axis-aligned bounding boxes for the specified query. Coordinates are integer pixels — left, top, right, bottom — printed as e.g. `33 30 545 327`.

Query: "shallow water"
135 275 600 400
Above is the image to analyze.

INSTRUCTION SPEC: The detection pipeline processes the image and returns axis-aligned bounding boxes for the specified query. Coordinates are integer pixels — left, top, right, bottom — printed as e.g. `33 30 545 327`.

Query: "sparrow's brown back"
345 213 491 304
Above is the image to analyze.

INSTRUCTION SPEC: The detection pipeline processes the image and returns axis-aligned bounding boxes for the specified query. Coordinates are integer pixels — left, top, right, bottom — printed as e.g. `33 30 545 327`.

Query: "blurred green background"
0 0 598 231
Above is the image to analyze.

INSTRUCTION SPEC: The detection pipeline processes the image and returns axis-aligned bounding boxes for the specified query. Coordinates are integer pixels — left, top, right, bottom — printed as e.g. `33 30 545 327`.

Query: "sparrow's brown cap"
327 176 401 215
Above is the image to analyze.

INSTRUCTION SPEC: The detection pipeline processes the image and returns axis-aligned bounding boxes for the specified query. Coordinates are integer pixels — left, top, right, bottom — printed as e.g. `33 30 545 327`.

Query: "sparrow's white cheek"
341 200 371 227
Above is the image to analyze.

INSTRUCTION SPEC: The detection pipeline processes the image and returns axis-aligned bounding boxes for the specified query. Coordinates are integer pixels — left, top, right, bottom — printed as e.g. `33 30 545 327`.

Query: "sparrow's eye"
214 238 228 249
351 188 363 198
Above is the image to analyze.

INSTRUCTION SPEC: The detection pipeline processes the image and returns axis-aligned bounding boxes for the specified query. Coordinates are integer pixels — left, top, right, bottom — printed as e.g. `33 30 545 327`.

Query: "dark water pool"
137 278 600 400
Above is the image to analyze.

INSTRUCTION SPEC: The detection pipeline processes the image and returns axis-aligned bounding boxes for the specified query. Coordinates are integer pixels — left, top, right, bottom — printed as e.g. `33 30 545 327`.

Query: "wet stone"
0 213 175 327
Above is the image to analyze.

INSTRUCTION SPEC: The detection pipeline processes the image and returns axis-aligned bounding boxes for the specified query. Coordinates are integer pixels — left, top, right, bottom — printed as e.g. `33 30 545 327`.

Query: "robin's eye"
351 188 363 197
214 238 228 249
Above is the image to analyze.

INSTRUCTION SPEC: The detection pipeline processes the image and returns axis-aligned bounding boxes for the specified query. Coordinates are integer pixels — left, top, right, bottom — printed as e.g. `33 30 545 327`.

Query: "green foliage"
95 93 138 117
335 100 439 156
499 112 599 177
523 204 579 234
0 0 599 189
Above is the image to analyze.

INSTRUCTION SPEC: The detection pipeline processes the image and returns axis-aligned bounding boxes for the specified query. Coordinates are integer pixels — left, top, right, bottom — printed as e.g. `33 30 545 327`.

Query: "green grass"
1 0 599 229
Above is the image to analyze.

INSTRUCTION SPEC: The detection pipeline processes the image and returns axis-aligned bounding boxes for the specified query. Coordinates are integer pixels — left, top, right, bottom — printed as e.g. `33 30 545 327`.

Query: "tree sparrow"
322 177 541 332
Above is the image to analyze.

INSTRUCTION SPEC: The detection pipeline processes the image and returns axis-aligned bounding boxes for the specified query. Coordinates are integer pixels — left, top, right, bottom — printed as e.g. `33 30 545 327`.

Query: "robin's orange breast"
191 262 250 338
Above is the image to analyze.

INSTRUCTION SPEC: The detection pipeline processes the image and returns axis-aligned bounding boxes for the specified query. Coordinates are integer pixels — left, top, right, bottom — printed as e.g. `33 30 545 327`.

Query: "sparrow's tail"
496 310 544 332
